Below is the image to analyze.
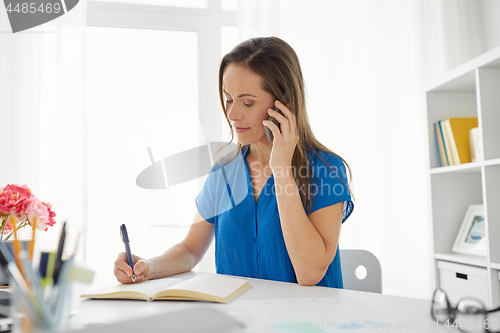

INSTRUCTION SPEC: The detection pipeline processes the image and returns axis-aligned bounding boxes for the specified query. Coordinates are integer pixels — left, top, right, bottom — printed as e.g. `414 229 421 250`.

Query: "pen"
40 251 56 289
120 224 135 283
8 260 45 328
52 232 80 326
53 222 66 285
0 243 44 328
19 251 54 328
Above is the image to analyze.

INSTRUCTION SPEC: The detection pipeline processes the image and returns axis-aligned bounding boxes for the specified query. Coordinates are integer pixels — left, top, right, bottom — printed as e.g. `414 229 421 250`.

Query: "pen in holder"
9 251 73 333
1 225 92 333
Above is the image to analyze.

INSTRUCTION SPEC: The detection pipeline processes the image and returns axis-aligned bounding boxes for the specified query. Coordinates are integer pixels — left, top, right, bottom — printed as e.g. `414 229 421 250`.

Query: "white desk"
68 271 449 332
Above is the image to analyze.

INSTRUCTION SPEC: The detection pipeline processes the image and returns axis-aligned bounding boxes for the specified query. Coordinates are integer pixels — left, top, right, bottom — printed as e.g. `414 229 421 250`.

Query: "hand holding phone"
265 107 285 141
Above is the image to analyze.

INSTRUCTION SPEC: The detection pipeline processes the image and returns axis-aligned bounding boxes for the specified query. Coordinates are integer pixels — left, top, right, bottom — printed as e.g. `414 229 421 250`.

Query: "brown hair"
217 36 354 215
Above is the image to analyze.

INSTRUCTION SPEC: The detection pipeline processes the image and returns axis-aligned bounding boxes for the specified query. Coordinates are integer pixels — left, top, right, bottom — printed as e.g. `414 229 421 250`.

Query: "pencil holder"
51 280 73 330
10 279 73 333
10 282 30 333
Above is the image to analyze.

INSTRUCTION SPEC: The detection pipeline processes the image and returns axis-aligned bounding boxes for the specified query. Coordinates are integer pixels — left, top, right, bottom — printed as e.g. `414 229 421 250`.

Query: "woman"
114 37 354 288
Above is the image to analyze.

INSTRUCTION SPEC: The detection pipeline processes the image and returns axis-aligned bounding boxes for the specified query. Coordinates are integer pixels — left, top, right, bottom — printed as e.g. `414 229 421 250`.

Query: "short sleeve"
308 152 354 223
195 165 217 224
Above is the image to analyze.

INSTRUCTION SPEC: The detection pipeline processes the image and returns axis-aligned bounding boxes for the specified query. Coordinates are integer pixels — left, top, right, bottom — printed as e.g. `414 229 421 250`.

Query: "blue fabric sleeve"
195 165 217 224
309 153 354 223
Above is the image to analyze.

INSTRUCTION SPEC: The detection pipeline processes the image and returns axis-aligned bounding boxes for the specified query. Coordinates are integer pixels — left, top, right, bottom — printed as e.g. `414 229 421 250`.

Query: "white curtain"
0 2 87 257
237 0 498 299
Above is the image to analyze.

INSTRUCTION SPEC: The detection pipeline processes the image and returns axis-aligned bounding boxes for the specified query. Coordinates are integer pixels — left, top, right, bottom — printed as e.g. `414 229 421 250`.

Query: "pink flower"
2 219 13 232
0 184 32 215
0 184 56 237
42 201 56 228
24 197 56 231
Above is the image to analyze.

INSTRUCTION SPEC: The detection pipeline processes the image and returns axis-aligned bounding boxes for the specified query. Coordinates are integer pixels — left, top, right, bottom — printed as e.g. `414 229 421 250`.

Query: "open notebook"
80 274 252 304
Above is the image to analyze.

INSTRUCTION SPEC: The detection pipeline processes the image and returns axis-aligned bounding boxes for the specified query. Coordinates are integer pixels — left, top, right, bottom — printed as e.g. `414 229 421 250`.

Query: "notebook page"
83 277 184 298
164 274 248 298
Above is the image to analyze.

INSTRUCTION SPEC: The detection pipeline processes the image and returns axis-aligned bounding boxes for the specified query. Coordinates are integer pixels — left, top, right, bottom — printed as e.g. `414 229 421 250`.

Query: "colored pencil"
29 216 37 261
10 211 23 277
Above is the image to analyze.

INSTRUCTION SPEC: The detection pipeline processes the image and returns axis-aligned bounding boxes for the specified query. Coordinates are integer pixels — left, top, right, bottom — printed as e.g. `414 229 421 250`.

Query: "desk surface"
70 271 449 332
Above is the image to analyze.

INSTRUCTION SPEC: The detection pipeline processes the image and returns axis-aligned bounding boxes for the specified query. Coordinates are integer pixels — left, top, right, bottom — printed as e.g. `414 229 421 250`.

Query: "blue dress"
195 145 354 288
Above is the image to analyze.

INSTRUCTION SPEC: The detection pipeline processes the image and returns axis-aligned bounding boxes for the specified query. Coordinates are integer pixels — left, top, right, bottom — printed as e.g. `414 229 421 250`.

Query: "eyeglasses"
431 288 500 333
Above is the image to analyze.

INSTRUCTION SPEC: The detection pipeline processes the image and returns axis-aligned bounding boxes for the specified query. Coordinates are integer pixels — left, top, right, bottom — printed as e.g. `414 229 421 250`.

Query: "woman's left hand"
263 100 298 174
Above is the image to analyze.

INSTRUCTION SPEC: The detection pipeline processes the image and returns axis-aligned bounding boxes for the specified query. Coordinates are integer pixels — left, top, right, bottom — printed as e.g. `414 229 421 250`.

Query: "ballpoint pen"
19 251 54 328
50 231 80 326
120 224 135 283
0 243 44 328
53 222 66 285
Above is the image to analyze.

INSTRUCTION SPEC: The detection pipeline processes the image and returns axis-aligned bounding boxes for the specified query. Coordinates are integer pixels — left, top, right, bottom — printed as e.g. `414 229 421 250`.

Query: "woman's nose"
227 103 243 122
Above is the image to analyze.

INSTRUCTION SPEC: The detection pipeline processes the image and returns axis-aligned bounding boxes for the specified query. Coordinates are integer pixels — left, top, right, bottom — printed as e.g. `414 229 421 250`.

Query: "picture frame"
452 205 487 257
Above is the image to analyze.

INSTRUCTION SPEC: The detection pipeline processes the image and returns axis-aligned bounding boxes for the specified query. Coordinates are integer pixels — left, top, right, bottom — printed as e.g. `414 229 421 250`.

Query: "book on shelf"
435 117 478 166
440 120 454 165
442 120 458 165
80 274 252 304
434 122 448 167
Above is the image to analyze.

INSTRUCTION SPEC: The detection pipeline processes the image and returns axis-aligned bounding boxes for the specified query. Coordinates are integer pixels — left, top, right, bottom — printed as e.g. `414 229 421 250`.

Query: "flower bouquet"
0 184 56 241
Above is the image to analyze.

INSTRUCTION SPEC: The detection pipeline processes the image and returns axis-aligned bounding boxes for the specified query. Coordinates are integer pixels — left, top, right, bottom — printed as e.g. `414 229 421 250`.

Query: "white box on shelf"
437 260 489 306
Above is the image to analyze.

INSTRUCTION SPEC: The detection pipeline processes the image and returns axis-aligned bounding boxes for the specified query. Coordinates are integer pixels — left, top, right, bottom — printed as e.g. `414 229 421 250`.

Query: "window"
86 1 237 274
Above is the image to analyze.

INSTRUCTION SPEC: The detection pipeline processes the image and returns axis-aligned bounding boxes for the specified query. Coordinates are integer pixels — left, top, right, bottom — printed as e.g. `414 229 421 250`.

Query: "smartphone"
265 107 284 141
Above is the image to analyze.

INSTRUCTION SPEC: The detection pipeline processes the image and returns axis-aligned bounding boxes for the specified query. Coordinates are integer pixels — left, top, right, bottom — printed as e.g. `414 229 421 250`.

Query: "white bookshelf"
426 46 500 308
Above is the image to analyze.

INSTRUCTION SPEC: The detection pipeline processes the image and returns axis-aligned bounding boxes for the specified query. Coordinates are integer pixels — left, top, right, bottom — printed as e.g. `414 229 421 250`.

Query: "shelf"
429 71 475 93
484 55 500 70
435 253 489 268
484 158 500 167
430 162 481 174
430 158 500 174
428 47 500 308
427 46 500 92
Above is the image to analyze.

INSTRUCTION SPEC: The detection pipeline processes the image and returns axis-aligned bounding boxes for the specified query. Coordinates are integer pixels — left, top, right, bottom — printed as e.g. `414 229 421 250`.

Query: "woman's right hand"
114 252 153 284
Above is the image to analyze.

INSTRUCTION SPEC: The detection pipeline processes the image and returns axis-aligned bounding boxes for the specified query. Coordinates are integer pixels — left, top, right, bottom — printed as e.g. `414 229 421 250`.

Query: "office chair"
340 249 382 293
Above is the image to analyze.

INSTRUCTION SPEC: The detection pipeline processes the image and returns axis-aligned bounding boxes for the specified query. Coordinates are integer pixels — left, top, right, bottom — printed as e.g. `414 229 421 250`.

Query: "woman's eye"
225 99 252 107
